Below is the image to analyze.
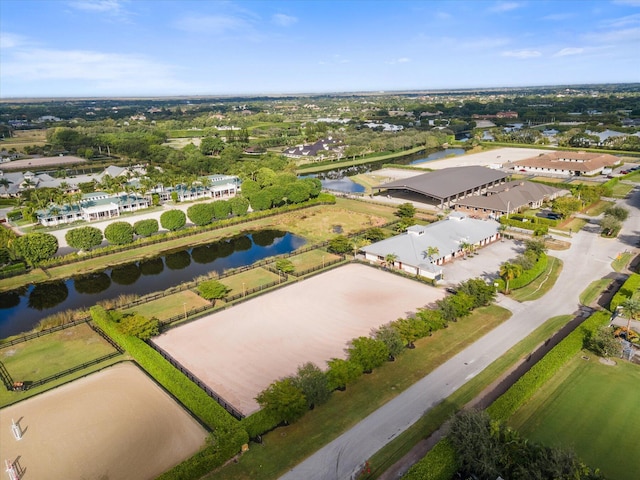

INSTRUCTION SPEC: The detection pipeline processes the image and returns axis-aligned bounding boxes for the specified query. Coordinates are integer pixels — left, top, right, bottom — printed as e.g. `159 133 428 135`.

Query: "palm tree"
499 262 522 294
621 298 640 341
459 241 472 259
385 253 398 268
352 238 370 258
424 246 440 263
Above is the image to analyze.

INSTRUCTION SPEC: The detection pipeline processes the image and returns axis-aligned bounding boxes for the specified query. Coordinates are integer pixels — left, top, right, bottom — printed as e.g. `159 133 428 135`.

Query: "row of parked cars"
620 166 640 175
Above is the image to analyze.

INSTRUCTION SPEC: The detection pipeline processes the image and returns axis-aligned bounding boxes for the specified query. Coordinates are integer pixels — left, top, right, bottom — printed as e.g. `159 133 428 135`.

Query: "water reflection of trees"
111 263 142 285
28 281 69 310
74 272 111 295
230 235 252 251
165 250 191 270
0 287 26 309
251 230 286 247
191 245 218 264
139 258 164 276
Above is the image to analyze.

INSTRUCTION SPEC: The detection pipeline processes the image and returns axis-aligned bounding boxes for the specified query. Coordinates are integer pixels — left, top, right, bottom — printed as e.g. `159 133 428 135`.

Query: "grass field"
610 182 635 198
124 289 211 320
510 257 563 302
0 129 47 151
509 356 640 480
220 267 282 295
286 249 340 271
612 251 634 272
580 279 613 306
0 322 122 407
582 200 614 216
209 305 511 480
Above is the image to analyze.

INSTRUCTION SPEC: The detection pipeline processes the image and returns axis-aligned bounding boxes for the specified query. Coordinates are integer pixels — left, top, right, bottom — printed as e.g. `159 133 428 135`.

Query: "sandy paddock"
153 264 445 415
0 362 207 480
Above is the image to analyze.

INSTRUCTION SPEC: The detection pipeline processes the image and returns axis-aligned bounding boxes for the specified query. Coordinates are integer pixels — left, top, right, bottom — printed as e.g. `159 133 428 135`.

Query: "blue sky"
1 0 639 98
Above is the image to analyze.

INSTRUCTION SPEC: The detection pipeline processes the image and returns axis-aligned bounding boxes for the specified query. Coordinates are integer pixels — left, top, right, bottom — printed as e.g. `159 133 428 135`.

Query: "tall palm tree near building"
621 298 640 341
385 253 398 268
424 246 440 263
499 262 522 294
352 238 370 258
459 241 472 258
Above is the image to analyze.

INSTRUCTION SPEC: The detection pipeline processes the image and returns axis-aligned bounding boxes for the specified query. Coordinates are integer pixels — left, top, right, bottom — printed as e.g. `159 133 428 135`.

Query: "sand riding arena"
0 362 207 480
153 264 446 415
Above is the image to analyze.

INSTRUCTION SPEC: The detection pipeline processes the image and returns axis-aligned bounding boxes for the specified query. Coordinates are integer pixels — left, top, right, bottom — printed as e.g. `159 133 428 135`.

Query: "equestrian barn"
374 166 509 209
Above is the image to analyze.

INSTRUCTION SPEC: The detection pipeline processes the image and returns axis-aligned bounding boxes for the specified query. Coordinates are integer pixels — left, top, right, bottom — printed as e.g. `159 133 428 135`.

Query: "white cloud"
0 32 28 49
67 0 127 14
553 47 584 57
272 13 298 27
174 14 250 34
542 13 575 21
489 2 523 13
502 49 542 58
386 57 411 65
600 13 640 28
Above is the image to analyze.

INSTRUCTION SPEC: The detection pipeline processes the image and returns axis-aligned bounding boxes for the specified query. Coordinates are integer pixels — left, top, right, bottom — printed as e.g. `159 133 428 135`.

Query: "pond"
0 230 306 338
304 147 466 193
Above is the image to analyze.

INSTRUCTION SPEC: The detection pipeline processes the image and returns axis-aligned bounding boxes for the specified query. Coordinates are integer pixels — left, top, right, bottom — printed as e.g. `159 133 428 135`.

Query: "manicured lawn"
510 256 563 302
0 322 122 407
610 182 634 198
124 290 211 320
209 305 511 480
612 251 634 272
582 200 614 216
287 249 340 271
556 217 587 233
580 279 613 306
220 267 282 295
509 356 640 480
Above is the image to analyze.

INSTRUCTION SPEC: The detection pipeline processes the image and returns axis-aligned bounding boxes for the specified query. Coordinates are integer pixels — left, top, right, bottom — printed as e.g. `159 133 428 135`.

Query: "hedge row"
508 213 558 227
0 262 26 275
402 439 458 480
610 273 640 311
90 306 248 477
487 310 610 422
240 408 282 439
494 253 549 292
499 216 549 233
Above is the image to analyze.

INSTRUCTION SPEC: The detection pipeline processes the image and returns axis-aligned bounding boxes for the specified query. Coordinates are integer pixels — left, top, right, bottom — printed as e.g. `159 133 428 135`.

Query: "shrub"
240 409 282 439
160 209 186 231
326 358 363 391
66 226 103 251
104 221 134 245
187 203 214 226
197 279 229 302
134 218 159 237
275 258 295 274
610 273 640 311
228 196 249 216
373 323 405 359
347 336 389 372
403 439 458 480
13 232 58 265
328 235 352 254
293 362 330 409
256 378 307 425
212 200 231 219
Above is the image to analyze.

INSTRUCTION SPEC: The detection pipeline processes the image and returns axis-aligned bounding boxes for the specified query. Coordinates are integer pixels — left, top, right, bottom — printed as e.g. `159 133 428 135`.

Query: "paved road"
281 186 639 480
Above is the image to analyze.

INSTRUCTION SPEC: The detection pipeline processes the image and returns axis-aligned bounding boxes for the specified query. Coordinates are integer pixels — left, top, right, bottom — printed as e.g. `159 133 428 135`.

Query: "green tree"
347 336 389 373
551 196 582 217
424 245 440 262
392 316 431 348
65 226 103 251
499 262 522 294
326 358 363 391
363 227 386 242
249 190 273 211
373 323 404 359
328 235 352 254
589 325 623 358
457 278 496 308
160 209 186 231
14 232 58 266
622 298 640 342
197 279 229 303
239 179 260 197
256 378 307 424
600 215 621 236
604 206 629 222
285 182 311 204
436 292 475 322
133 218 159 237
524 238 547 258
293 362 330 409
200 136 225 155
302 177 322 197
275 258 295 274
187 203 214 226
228 196 250 216
212 200 232 219
385 253 398 268
395 202 416 220
104 221 134 245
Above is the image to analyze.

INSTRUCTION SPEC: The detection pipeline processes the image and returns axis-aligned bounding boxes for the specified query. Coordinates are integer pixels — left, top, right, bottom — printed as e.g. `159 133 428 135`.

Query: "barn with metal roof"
373 166 509 209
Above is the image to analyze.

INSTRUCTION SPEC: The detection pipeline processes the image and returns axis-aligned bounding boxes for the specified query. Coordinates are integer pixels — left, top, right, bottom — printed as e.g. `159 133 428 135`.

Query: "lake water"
0 230 305 338
306 148 466 193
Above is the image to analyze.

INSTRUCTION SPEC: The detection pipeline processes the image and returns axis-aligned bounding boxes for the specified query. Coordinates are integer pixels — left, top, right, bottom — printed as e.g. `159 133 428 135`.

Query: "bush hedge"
499 216 550 233
495 253 549 292
402 439 458 480
487 310 609 422
240 409 282 439
0 262 26 275
610 273 640 311
90 306 247 476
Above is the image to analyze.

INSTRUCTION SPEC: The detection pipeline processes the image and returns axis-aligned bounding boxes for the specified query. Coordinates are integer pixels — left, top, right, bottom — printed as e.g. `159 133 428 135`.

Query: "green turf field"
509 356 640 480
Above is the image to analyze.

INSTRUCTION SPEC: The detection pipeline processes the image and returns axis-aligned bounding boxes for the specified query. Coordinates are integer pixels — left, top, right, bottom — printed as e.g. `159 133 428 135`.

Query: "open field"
509 356 640 480
0 362 207 480
124 289 211 320
220 267 281 294
611 182 635 198
287 249 340 271
0 129 47 151
154 264 446 415
582 199 614 216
